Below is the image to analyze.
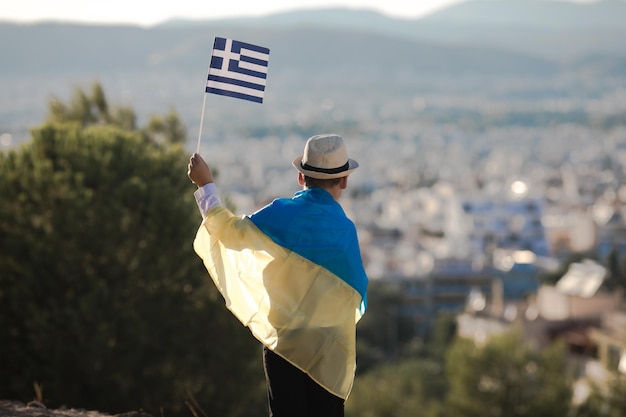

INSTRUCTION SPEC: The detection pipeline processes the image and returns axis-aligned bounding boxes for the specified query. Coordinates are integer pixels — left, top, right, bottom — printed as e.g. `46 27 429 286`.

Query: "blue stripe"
205 87 263 103
240 55 269 67
231 39 270 55
227 60 267 79
248 188 368 306
207 74 265 91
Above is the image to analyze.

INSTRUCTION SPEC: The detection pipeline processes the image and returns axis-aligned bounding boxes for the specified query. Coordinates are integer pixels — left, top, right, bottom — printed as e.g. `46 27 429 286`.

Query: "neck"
303 185 341 201
328 186 342 201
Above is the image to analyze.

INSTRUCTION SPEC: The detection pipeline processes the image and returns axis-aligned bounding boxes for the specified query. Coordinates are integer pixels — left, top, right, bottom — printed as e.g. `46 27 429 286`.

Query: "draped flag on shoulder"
194 191 368 399
206 37 270 103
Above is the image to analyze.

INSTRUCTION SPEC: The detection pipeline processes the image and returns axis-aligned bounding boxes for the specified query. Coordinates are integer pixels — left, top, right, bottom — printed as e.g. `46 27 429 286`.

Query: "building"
456 259 625 404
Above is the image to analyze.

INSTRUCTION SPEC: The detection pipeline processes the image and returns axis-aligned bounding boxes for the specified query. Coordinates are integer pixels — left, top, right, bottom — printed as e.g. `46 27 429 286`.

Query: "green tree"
356 279 407 365
144 108 187 145
346 358 446 417
47 82 186 145
426 312 458 361
445 331 572 417
48 82 119 127
574 373 626 417
0 122 265 415
602 246 626 293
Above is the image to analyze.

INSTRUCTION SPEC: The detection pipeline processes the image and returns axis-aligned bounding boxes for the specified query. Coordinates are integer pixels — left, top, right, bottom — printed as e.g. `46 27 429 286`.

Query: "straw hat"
292 134 359 179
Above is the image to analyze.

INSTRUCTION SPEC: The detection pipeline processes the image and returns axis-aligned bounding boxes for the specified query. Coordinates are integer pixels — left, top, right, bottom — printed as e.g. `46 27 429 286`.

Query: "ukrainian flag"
194 188 368 399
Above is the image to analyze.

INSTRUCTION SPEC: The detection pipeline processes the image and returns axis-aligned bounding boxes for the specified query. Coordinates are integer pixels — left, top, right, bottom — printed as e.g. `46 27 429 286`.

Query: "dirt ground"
0 401 152 417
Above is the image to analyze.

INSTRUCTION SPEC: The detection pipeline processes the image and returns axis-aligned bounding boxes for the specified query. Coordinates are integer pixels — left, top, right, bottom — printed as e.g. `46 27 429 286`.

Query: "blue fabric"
248 187 368 309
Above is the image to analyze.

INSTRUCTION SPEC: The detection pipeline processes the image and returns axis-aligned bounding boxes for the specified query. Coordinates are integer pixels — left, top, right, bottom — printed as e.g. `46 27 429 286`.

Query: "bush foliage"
0 108 265 415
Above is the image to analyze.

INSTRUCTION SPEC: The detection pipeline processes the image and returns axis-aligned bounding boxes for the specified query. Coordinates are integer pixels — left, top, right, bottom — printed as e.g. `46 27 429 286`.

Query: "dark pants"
263 346 345 417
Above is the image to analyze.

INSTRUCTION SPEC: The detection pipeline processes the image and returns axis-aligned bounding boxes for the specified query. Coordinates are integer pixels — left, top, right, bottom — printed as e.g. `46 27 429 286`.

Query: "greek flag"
206 37 270 103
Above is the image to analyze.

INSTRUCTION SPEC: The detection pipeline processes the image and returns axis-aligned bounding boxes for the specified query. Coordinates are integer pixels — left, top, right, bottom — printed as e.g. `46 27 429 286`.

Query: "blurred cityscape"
2 0 626 404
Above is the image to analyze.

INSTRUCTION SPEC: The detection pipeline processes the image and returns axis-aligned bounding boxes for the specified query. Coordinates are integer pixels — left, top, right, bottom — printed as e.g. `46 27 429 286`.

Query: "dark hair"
303 175 343 189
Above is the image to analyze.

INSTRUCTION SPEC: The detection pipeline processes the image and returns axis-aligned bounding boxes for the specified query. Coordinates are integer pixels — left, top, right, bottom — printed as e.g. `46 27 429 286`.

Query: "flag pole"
196 48 212 154
196 92 208 154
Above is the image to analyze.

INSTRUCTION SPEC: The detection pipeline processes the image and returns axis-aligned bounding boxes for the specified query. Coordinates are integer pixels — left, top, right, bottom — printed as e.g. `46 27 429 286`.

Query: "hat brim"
292 156 359 179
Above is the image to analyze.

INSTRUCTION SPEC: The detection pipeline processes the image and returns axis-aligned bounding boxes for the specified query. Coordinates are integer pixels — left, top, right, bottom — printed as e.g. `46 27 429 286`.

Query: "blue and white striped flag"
206 37 270 103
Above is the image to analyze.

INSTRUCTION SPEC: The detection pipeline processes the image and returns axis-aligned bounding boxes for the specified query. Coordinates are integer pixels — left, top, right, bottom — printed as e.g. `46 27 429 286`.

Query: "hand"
187 153 214 187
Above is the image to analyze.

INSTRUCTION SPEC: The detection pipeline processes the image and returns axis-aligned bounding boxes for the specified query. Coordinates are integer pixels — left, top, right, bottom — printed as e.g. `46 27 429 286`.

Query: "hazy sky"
1 0 601 26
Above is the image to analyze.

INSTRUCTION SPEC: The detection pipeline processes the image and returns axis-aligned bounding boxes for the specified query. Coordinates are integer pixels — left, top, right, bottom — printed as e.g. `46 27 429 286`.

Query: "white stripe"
240 48 269 61
209 67 267 86
238 60 268 73
206 80 265 98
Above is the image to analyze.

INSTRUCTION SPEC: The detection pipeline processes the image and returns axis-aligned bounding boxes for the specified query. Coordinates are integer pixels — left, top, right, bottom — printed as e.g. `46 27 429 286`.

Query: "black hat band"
301 161 350 174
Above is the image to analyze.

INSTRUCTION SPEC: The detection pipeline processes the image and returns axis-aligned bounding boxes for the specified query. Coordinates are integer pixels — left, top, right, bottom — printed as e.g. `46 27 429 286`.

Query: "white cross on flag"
205 37 270 103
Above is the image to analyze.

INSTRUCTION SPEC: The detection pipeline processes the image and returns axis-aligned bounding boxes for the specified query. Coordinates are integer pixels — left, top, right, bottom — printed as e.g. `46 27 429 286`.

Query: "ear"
298 172 305 186
340 176 348 189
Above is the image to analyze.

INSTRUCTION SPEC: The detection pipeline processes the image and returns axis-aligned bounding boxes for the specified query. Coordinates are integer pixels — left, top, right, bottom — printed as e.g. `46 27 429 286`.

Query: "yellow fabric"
194 206 363 399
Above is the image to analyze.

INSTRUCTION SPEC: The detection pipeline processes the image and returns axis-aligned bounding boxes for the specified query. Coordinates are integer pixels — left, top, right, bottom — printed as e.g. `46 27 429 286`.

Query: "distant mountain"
1 1 625 140
424 0 626 29
414 0 626 59
0 21 559 78
161 8 401 31
1 0 624 80
158 0 626 60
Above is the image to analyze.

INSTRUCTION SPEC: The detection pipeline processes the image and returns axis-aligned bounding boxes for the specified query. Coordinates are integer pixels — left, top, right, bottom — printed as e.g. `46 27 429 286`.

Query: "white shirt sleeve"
194 183 222 219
